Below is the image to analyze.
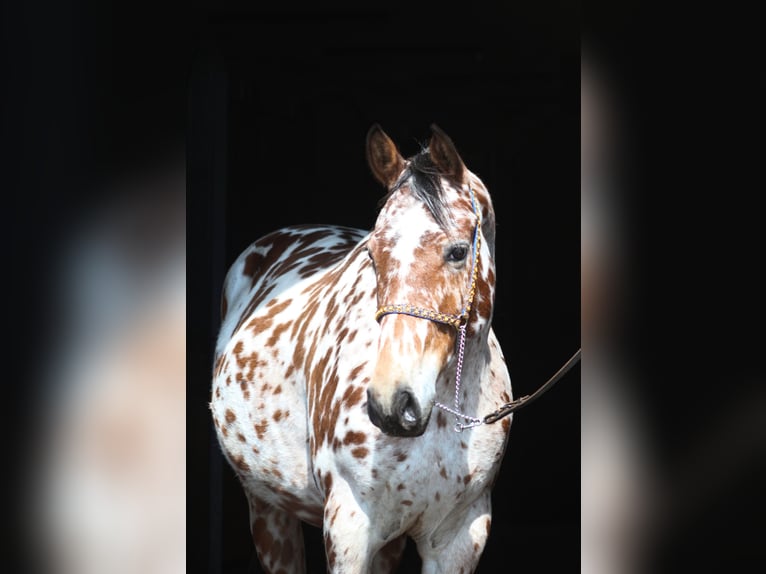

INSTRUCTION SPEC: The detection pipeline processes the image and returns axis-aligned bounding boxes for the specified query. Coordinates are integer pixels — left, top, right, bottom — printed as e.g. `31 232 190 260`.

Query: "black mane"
384 148 451 228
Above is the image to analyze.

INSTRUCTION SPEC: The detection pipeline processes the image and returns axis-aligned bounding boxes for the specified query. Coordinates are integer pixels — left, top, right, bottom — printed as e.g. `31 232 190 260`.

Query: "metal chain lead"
435 324 483 432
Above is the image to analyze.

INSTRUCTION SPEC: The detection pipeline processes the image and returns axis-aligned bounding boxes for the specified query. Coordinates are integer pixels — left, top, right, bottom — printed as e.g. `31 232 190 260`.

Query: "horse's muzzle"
367 387 429 437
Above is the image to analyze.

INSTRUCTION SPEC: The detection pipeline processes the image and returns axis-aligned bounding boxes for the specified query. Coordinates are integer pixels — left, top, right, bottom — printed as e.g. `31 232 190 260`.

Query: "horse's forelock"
380 149 452 229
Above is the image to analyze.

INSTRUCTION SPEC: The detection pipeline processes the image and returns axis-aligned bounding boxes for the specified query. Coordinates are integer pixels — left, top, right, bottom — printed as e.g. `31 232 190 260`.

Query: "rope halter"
374 184 484 432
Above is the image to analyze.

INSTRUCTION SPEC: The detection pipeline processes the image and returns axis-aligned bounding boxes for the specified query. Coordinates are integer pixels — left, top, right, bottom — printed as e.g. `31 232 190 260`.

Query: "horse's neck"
465 328 492 371
441 327 492 392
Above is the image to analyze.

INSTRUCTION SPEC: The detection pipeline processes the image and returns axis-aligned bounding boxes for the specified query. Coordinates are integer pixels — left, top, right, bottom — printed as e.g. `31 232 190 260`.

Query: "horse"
210 124 513 573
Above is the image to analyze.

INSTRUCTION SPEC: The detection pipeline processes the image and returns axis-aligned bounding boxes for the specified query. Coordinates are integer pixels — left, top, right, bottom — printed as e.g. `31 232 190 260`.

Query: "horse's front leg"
246 494 306 574
418 491 493 574
322 477 383 573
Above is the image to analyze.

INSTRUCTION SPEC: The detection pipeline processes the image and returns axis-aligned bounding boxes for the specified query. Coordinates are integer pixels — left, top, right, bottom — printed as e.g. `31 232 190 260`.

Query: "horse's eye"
446 244 468 262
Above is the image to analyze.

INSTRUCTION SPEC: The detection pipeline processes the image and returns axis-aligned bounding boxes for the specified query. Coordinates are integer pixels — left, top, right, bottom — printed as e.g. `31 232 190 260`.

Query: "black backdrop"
187 3 580 573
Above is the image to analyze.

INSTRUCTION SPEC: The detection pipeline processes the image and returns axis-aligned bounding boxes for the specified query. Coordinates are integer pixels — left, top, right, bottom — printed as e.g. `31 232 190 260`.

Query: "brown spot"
341 385 364 408
232 454 250 472
252 516 273 556
244 251 264 277
266 321 293 348
474 543 480 552
237 433 246 442
435 491 441 501
225 409 236 424
343 431 367 445
336 327 349 344
324 472 333 493
221 426 228 437
439 467 447 479
436 410 447 428
397 483 405 491
502 417 511 433
273 410 283 422
401 500 413 506
240 381 250 400
463 473 472 485
246 299 293 335
226 375 231 386
273 384 283 395
255 420 268 439
215 387 221 398
352 447 369 459
349 362 367 380
395 451 407 462
233 341 244 356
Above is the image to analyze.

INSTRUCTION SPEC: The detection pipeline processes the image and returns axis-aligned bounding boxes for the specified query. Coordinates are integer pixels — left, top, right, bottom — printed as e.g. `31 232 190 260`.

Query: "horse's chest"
313 405 507 536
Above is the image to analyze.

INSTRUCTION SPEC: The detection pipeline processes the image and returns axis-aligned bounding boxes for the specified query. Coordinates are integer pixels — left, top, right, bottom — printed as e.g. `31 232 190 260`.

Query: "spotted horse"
211 124 513 573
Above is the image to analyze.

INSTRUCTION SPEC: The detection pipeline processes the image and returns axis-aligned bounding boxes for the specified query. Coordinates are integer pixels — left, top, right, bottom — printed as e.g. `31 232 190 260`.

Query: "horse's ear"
429 124 465 181
366 124 405 188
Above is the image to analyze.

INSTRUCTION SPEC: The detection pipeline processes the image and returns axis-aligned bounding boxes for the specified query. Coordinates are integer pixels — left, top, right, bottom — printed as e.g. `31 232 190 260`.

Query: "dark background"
187 2 580 573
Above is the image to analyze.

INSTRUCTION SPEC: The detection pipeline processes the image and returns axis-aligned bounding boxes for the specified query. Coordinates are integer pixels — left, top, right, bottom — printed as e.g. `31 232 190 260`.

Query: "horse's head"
364 124 497 437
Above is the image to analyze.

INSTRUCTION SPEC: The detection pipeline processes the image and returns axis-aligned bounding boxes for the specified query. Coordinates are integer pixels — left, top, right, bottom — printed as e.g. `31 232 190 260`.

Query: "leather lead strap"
483 349 581 424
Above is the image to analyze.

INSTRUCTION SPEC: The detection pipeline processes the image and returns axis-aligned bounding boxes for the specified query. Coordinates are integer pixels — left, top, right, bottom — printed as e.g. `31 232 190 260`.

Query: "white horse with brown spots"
211 124 513 573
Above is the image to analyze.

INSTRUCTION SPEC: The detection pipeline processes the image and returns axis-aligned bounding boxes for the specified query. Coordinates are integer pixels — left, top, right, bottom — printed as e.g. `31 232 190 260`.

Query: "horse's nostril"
393 389 420 429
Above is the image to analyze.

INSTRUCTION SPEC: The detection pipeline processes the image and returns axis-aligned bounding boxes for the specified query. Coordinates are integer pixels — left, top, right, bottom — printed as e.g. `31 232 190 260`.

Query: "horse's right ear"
366 124 405 189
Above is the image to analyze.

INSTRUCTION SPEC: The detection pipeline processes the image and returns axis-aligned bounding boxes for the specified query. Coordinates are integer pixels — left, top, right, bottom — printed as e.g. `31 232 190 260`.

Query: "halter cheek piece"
373 184 582 432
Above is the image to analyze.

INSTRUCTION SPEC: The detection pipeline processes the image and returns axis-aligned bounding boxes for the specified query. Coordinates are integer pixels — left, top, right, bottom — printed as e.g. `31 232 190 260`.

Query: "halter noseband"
374 184 482 330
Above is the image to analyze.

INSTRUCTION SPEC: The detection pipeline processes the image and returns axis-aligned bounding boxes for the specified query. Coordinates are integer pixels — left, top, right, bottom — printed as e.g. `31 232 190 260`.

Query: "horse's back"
216 224 367 359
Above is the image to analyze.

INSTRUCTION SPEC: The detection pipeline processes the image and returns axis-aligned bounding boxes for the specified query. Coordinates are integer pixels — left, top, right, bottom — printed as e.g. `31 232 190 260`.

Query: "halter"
372 183 581 433
374 184 483 431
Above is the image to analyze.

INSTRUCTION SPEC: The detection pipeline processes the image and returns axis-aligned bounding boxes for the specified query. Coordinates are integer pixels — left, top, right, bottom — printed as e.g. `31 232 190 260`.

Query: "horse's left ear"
429 124 465 181
366 124 406 189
